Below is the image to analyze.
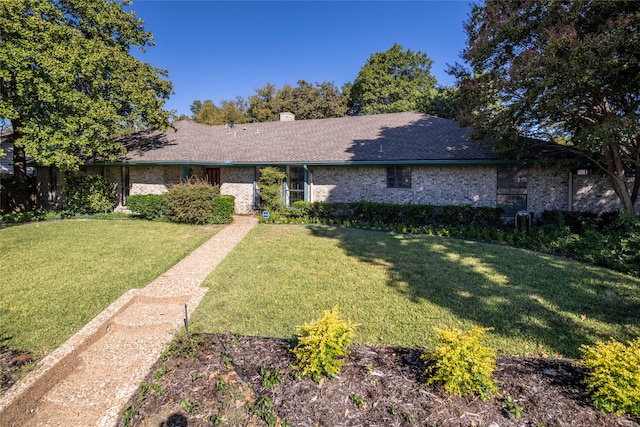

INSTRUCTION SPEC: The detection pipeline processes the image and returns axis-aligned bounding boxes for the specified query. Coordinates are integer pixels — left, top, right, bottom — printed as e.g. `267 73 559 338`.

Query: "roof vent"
279 112 295 122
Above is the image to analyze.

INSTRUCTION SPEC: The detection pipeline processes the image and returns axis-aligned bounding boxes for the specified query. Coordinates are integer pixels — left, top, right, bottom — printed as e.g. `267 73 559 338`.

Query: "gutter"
91 158 525 168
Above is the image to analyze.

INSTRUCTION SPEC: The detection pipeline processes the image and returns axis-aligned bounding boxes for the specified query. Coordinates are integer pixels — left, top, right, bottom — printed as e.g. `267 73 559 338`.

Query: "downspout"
304 165 309 202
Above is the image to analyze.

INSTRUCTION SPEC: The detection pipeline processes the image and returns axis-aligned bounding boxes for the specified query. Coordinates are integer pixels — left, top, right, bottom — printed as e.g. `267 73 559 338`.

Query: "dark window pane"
387 166 411 188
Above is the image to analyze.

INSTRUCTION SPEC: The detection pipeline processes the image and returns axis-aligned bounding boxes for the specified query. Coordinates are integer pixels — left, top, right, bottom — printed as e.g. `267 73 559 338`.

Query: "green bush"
422 326 499 401
258 167 286 212
275 201 504 230
126 194 166 220
211 195 235 223
64 174 116 214
164 179 220 224
291 305 358 383
579 337 640 417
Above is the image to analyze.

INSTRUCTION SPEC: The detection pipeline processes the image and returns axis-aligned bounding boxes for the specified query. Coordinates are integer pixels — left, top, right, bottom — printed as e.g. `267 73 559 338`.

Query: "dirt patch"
118 334 639 427
0 347 33 395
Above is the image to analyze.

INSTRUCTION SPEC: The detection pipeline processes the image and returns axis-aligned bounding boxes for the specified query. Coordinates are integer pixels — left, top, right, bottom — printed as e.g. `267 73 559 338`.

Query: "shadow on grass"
308 226 640 358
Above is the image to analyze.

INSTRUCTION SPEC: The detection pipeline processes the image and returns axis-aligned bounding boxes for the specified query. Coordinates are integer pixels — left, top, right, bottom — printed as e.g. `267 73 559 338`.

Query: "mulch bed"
118 333 639 427
0 347 33 395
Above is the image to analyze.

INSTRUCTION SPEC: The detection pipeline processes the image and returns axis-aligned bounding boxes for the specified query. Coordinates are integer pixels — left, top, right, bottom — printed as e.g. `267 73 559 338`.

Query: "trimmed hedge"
163 180 234 224
127 194 166 220
164 180 220 224
212 195 235 223
283 201 504 229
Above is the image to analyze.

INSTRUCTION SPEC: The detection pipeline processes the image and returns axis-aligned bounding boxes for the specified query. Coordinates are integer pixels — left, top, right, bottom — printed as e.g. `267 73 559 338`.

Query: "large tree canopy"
0 0 172 209
247 80 347 122
348 44 437 115
451 0 640 214
190 98 250 126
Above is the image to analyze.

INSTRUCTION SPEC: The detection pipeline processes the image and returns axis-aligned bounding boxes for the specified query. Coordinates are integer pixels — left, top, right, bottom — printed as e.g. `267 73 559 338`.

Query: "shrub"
126 194 166 220
578 337 640 417
422 326 498 401
64 174 116 214
164 179 220 224
211 195 235 223
291 305 358 382
257 167 286 212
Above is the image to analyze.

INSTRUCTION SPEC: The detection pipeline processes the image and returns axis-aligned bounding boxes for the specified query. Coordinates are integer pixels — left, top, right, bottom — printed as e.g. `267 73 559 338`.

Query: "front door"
206 168 221 186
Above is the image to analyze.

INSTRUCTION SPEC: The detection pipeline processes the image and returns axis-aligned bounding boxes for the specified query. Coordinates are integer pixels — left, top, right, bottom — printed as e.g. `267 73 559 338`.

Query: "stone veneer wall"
309 165 498 207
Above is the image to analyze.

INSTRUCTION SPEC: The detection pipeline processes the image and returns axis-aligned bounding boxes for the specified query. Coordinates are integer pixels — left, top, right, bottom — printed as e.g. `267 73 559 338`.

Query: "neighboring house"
61 112 638 216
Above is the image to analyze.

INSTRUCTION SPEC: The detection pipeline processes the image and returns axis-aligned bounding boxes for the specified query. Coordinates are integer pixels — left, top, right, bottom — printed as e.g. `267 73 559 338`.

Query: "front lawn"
193 224 640 358
0 220 221 355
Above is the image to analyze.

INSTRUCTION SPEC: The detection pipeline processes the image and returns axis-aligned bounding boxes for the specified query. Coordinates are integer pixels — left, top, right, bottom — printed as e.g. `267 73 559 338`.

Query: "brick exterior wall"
129 165 182 195
309 165 497 207
220 167 255 214
573 173 640 213
527 167 570 215
93 164 636 217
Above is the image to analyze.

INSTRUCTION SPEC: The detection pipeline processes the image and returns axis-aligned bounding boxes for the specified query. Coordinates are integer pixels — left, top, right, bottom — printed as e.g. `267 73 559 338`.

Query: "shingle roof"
116 112 500 166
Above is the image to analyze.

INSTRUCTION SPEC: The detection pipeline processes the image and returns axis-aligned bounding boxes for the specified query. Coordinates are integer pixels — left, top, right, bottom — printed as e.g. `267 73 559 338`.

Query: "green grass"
192 224 640 358
0 219 221 355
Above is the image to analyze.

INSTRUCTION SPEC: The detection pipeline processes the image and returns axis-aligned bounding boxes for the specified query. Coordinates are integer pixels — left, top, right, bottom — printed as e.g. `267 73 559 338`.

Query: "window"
287 166 305 204
387 166 411 188
497 165 527 217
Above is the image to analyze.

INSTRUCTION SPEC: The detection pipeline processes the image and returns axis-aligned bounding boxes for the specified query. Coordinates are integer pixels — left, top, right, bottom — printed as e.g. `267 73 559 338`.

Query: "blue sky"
127 1 473 117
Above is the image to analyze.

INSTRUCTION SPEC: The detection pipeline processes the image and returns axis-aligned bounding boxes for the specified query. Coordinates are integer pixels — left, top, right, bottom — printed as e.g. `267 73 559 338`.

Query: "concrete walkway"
0 215 258 427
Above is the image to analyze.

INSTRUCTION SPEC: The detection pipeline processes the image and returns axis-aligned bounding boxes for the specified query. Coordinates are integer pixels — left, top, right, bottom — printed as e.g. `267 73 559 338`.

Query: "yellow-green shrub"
291 305 357 382
422 326 498 401
579 337 640 417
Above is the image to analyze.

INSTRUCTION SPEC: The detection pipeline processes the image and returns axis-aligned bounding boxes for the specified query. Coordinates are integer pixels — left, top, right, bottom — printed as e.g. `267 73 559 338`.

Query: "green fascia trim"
93 158 524 167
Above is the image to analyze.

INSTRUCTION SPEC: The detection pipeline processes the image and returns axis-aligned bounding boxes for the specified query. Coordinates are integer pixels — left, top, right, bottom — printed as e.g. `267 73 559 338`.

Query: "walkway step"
0 215 258 427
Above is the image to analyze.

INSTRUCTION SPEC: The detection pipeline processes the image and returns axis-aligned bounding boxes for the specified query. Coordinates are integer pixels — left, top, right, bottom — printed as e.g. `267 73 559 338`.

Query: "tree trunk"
604 141 636 215
11 146 31 212
9 124 32 212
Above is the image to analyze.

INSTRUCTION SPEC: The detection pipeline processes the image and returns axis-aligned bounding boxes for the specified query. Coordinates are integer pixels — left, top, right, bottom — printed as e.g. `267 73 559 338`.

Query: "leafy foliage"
579 337 640 417
348 44 437 115
63 174 116 214
422 326 499 401
190 98 250 125
291 305 357 383
164 179 220 224
257 167 286 212
278 201 504 230
211 195 235 224
418 86 461 120
451 0 640 214
247 80 348 122
126 194 166 220
0 0 172 209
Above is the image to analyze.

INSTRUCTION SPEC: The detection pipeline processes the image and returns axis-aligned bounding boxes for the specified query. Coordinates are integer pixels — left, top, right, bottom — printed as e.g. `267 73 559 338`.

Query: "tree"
190 98 250 125
248 80 347 122
0 0 173 211
418 86 461 120
450 0 640 214
348 44 437 115
248 82 279 122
